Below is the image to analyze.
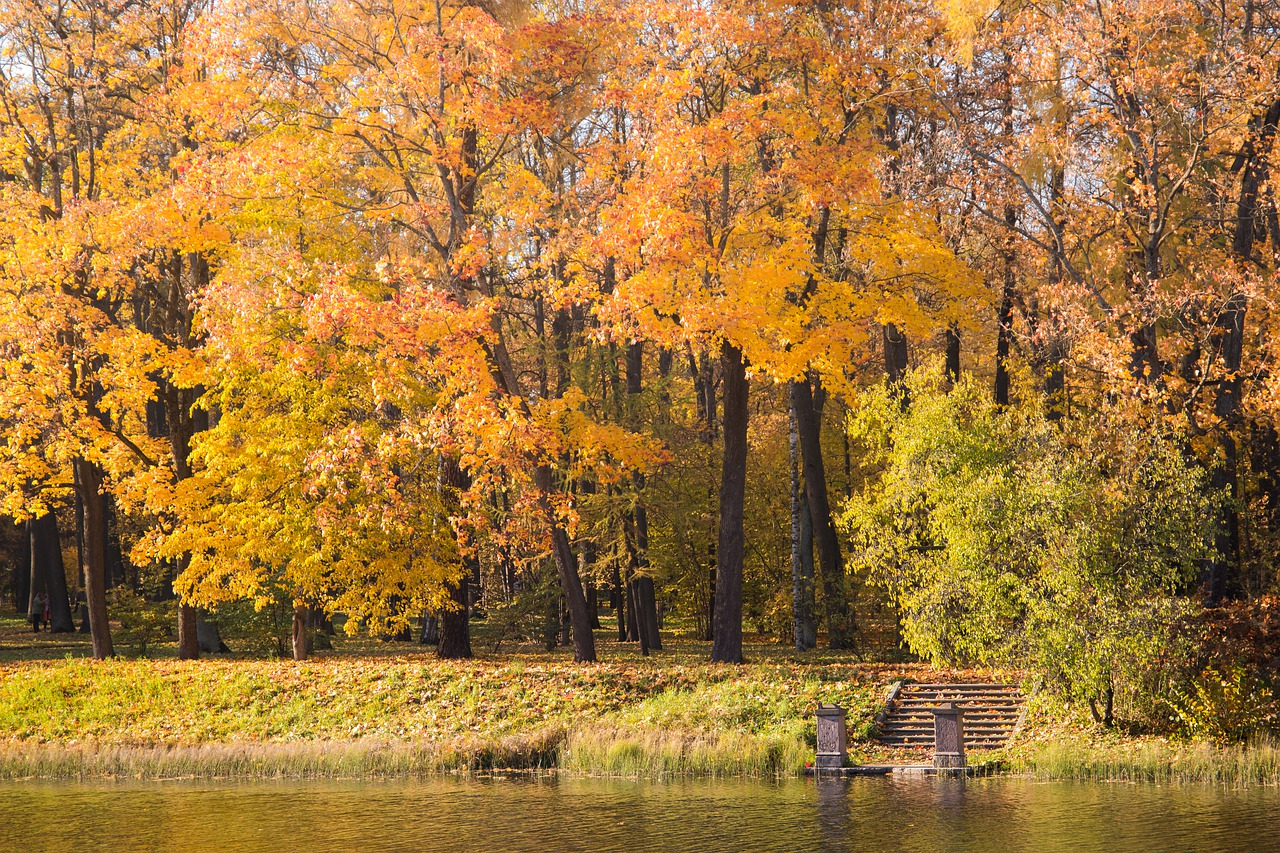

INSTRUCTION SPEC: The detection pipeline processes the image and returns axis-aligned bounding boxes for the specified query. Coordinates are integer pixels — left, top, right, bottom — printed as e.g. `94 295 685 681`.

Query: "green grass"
1013 738 1280 787
1002 692 1280 787
0 623 950 780
14 612 1273 785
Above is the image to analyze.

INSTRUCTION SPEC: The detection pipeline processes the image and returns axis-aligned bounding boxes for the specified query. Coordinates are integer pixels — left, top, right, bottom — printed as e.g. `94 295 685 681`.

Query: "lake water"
2 774 1277 851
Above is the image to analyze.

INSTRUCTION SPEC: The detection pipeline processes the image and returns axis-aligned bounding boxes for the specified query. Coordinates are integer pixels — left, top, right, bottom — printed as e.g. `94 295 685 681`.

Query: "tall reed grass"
1015 738 1280 787
0 728 566 781
559 727 810 778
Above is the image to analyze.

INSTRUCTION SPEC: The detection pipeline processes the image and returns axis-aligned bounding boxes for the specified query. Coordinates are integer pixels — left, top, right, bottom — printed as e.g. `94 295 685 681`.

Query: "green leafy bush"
1168 666 1277 743
840 363 1214 723
107 588 174 658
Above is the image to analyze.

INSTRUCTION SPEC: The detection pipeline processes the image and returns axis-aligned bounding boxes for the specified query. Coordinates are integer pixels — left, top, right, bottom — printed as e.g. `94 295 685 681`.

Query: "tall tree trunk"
172 551 198 660
995 54 1018 407
711 340 748 664
548 512 595 662
800 487 816 644
167 386 202 661
884 323 908 388
1206 95 1280 603
995 208 1016 407
11 518 30 613
291 601 308 661
613 559 626 642
789 404 816 651
687 344 718 642
419 612 440 645
439 457 474 658
74 459 113 659
578 479 603 630
25 519 45 628
628 578 649 656
945 324 961 385
585 582 602 630
625 341 661 651
438 561 473 659
638 576 660 651
32 513 73 633
624 570 640 642
792 377 854 649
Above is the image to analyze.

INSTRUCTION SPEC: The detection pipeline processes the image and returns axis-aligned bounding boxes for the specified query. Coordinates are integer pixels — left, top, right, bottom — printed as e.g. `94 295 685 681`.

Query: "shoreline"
4 735 1279 787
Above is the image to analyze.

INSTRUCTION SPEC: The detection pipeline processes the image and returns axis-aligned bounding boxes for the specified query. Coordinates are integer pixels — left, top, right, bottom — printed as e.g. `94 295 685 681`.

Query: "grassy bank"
1013 738 1280 787
0 632 944 780
1003 694 1280 787
8 621 1273 785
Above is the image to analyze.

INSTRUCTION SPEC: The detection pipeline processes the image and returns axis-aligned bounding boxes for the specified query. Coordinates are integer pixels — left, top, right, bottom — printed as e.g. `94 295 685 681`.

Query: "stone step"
902 683 1019 687
885 722 1013 727
901 686 1018 691
892 704 1021 712
874 681 1026 751
881 732 1013 741
883 713 1020 722
890 696 1018 701
880 732 1008 742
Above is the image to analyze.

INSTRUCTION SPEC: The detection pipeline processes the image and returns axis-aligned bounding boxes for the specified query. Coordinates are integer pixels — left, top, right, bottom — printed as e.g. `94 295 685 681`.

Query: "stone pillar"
932 701 966 770
816 704 848 770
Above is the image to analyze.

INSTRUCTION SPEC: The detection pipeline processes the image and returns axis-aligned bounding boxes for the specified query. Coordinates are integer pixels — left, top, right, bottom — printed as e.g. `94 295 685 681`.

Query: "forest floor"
1 612 1274 784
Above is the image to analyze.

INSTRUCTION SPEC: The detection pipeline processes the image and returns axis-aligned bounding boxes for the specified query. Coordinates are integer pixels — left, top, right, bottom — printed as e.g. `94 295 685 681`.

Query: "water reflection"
1 774 1277 852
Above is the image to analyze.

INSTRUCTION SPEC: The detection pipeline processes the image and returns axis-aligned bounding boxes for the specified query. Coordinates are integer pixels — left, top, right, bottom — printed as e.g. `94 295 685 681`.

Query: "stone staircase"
875 682 1026 750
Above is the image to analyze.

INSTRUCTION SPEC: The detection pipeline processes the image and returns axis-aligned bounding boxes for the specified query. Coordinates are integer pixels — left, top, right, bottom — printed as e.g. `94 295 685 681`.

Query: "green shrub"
841 362 1214 724
1168 666 1277 744
107 588 174 657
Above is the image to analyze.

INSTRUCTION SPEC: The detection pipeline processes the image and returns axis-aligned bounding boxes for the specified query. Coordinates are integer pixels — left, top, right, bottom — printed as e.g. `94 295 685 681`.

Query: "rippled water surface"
3 774 1278 851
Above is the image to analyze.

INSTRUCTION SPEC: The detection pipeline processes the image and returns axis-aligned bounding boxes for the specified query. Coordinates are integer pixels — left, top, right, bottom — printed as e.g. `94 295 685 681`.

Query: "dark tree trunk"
291 601 308 661
11 518 30 613
624 571 640 642
1205 95 1280 604
167 389 202 661
705 567 716 643
994 232 1015 407
789 405 816 651
438 564 473 659
196 618 228 653
105 497 127 591
438 457 475 658
25 519 45 626
944 324 961 385
792 377 855 649
585 583 602 630
711 341 748 664
629 579 649 656
638 576 660 651
613 559 627 642
420 612 440 645
32 513 73 633
73 489 84 592
177 600 199 660
559 596 572 647
578 478 603 630
549 517 595 662
74 459 113 659
624 341 661 650
884 323 908 389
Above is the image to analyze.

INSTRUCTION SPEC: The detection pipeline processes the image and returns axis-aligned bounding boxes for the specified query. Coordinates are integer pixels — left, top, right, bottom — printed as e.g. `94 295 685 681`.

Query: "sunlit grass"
1014 738 1280 787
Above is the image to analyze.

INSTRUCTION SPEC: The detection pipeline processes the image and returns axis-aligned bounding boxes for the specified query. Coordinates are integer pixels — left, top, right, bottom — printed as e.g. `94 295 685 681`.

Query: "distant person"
41 592 50 631
29 599 40 633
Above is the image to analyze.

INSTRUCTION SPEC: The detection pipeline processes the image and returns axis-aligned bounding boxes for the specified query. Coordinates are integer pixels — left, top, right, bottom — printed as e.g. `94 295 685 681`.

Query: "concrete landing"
805 763 1001 777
